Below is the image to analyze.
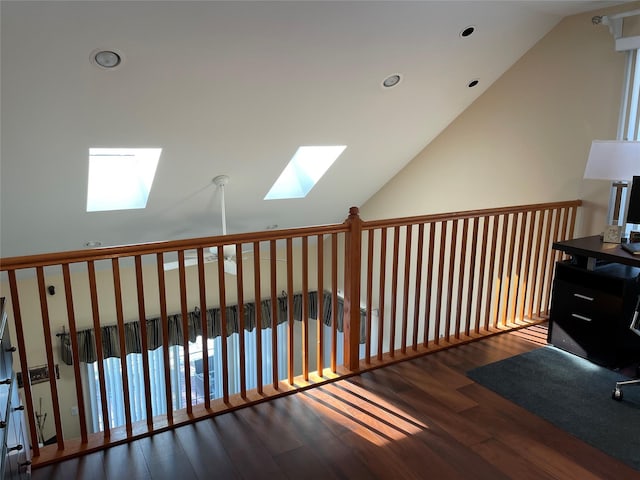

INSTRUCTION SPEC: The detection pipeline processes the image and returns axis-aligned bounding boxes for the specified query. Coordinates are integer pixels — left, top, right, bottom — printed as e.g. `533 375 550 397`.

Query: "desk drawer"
552 279 623 323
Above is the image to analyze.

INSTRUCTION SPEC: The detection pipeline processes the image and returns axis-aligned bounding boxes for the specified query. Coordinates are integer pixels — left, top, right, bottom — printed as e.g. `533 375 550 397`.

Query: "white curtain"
83 318 364 431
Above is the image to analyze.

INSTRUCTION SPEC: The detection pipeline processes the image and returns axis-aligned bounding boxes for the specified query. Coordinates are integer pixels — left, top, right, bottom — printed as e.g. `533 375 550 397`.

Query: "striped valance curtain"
60 291 366 364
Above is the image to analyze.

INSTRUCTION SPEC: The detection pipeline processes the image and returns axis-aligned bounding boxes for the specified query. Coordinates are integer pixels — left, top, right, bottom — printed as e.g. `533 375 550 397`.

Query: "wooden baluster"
270 239 279 388
510 213 528 324
35 267 64 449
542 208 562 315
253 241 263 394
286 238 294 385
423 223 435 346
412 224 424 350
519 211 536 322
484 216 499 331
526 210 544 319
155 253 173 424
401 225 412 353
331 234 338 373
445 219 458 341
501 213 518 327
455 218 468 339
493 214 510 329
7 271 40 457
177 251 192 413
475 217 489 333
557 207 570 261
464 218 479 336
435 221 447 344
536 210 554 317
111 258 132 435
217 245 229 403
317 235 325 375
196 249 211 408
377 228 387 359
389 226 400 355
87 261 110 436
133 256 153 426
301 236 309 381
567 205 578 240
61 264 88 442
236 244 247 399
365 230 374 362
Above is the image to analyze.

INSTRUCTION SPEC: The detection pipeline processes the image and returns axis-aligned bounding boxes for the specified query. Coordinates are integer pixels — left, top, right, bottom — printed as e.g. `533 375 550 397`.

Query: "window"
264 145 346 200
86 147 161 212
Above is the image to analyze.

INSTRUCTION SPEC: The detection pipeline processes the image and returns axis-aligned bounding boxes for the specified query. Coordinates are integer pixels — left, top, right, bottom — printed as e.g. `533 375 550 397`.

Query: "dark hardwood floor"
31 325 640 479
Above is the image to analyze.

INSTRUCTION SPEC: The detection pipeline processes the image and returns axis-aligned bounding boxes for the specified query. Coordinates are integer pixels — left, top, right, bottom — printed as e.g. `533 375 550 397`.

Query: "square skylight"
87 148 161 212
264 145 346 200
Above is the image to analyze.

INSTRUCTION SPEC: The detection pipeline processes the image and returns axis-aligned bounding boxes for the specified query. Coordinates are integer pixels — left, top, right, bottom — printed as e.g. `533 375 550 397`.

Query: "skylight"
264 145 346 200
87 148 161 212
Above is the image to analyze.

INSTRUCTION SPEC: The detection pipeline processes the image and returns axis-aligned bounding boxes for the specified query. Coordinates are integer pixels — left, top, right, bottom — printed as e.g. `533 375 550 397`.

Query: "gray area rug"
467 346 640 471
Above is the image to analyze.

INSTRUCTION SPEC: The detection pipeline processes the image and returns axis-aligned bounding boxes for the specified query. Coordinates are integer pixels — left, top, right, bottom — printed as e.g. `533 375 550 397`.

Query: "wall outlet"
71 406 78 416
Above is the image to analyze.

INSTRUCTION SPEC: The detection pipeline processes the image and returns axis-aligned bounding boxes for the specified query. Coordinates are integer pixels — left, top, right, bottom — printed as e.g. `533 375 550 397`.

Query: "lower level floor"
31 324 640 479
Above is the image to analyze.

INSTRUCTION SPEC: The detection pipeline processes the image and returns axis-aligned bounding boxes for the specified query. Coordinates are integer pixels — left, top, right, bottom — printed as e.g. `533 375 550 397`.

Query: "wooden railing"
0 200 581 467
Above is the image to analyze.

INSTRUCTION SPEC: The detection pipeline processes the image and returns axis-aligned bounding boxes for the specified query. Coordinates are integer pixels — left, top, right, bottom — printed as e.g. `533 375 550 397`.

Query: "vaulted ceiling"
0 1 630 258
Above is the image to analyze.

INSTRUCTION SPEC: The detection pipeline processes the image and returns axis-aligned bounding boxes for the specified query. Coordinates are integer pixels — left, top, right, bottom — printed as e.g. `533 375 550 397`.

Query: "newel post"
343 206 362 371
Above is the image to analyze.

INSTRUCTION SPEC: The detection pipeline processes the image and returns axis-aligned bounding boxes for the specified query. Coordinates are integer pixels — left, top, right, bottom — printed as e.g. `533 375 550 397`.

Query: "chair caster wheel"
612 389 623 401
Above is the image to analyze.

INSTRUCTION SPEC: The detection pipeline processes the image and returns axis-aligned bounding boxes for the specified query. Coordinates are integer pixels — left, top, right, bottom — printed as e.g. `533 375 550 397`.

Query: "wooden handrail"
0 223 350 270
362 200 582 229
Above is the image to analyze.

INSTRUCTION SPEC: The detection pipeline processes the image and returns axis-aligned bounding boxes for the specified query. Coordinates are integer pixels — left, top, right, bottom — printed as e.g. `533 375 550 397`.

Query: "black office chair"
612 301 640 401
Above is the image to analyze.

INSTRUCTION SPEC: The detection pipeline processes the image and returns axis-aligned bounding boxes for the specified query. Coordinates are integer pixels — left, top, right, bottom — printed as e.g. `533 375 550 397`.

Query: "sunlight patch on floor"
300 380 429 446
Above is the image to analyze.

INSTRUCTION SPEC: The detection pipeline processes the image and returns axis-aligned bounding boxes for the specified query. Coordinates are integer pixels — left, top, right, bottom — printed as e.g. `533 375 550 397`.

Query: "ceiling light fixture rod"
213 175 230 235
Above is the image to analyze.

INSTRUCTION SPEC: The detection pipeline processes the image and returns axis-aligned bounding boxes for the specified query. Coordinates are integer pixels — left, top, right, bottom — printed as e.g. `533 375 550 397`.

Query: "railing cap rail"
0 222 349 271
362 199 582 230
0 200 582 271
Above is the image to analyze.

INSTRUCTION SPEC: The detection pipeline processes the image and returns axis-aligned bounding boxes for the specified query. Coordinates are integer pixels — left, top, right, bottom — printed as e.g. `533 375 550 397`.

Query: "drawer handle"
571 313 593 322
573 293 594 301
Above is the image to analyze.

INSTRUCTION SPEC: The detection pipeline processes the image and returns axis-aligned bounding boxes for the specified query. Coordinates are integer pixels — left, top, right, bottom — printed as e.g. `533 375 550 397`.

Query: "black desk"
552 235 640 269
549 236 640 367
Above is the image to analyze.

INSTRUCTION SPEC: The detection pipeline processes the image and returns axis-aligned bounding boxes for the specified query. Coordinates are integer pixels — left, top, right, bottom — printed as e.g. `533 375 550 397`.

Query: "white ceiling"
0 1 630 258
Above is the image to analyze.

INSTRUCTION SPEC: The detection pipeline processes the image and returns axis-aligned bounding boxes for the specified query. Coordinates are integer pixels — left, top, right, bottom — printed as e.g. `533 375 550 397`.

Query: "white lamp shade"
584 140 640 180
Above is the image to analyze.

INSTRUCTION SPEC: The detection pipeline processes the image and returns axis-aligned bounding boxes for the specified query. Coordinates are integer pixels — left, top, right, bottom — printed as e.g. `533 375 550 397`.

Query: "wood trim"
62 264 88 443
286 237 294 386
7 271 40 457
362 199 582 230
134 255 154 427
112 259 133 435
236 243 247 399
87 261 110 438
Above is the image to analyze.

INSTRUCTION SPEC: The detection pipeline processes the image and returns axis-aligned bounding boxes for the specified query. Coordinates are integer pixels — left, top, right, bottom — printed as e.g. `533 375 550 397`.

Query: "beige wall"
361 3 639 237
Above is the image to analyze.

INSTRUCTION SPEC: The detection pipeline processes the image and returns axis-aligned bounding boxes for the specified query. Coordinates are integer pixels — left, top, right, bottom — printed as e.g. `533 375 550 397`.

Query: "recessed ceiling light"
92 49 122 69
382 74 401 88
467 79 479 88
460 26 475 38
